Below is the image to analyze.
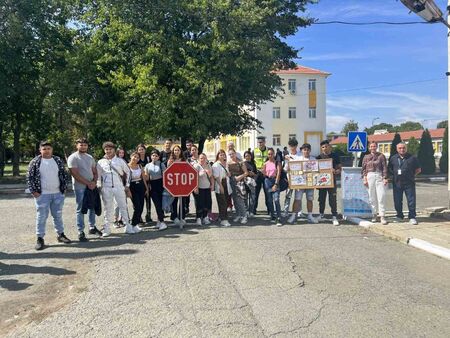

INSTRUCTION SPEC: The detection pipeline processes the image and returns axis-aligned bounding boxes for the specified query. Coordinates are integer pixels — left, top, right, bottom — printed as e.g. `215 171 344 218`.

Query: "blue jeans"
393 184 416 219
264 178 281 218
75 188 96 232
34 193 65 237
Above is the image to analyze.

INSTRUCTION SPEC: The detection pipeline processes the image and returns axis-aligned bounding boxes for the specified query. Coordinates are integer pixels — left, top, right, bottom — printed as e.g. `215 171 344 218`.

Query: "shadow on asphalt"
0 262 76 291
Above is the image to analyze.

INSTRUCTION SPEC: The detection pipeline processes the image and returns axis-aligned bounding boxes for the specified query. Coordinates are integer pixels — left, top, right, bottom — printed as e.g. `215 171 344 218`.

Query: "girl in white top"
127 152 149 233
192 153 214 226
212 150 232 226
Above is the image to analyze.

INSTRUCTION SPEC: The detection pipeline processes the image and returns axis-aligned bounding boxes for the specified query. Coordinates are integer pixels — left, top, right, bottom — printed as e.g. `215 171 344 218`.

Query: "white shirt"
212 162 232 194
283 151 302 171
97 156 130 188
40 158 60 194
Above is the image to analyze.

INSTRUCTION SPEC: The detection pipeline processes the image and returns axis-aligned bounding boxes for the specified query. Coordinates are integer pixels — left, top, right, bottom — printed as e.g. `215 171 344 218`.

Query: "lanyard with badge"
397 157 404 176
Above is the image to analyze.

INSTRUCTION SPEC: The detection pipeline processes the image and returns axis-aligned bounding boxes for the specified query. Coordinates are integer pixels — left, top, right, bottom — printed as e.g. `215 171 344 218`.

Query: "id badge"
397 169 402 175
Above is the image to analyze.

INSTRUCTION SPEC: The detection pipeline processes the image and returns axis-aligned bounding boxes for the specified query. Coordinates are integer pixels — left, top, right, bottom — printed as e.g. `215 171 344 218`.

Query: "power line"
313 20 434 26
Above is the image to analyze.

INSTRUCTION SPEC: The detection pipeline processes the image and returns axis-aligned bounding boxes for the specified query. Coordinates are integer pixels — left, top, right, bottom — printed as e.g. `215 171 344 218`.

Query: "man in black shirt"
316 140 341 226
160 139 173 166
388 142 421 225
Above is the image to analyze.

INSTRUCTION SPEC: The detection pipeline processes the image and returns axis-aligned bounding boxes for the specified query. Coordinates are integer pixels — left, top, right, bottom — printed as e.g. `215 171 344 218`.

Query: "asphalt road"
1 187 450 337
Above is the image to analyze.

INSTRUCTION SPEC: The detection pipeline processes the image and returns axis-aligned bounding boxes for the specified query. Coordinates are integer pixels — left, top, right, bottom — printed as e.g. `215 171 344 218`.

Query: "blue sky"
288 0 449 133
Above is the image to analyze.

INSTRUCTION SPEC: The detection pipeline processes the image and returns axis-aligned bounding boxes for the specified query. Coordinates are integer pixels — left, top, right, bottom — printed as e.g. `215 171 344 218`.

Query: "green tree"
0 0 73 175
396 121 423 132
418 129 436 174
364 123 395 135
341 120 359 136
74 0 316 149
406 137 420 156
390 132 402 157
439 126 448 174
437 120 448 129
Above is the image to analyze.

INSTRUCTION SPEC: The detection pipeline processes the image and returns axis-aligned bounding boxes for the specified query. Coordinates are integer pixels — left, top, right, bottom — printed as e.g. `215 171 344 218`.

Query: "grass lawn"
0 164 28 184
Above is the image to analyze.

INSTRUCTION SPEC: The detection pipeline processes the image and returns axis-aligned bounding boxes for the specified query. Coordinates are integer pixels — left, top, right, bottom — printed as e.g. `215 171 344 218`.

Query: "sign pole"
353 152 358 168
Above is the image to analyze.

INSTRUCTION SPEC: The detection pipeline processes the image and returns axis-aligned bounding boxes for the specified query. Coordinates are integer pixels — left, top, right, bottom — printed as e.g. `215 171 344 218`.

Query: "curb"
346 216 450 261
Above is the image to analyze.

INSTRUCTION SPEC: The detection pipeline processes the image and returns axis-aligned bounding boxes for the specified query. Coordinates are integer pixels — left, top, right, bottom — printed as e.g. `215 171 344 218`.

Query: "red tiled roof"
275 65 331 76
330 128 445 145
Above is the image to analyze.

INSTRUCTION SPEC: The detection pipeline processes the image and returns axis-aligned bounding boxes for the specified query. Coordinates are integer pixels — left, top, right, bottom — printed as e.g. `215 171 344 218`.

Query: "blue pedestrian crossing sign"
347 131 367 152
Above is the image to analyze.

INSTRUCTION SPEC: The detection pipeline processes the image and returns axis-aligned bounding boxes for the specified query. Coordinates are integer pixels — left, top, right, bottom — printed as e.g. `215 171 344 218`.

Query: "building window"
272 107 280 119
288 107 296 119
273 134 281 146
288 79 296 94
438 142 443 153
308 79 316 91
308 108 316 118
289 134 296 141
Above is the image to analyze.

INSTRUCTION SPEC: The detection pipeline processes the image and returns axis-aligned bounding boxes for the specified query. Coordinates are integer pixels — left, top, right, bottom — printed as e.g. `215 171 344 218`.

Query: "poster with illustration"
303 160 318 172
288 160 334 189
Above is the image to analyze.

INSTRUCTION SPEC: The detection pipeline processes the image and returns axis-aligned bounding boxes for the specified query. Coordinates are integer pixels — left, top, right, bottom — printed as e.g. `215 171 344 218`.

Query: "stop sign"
163 162 198 197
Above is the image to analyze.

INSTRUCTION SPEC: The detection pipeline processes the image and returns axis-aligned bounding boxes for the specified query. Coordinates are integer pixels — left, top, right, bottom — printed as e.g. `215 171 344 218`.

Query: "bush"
418 129 436 174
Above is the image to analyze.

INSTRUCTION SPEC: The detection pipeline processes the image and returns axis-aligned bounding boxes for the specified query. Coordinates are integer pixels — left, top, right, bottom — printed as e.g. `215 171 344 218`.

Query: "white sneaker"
133 225 142 233
409 218 418 225
102 226 111 237
220 220 231 227
196 218 203 226
158 222 168 231
317 214 325 222
371 215 378 223
233 216 241 223
180 219 187 226
240 216 248 224
332 216 339 226
308 215 318 224
380 217 388 225
248 212 255 219
173 218 181 226
297 211 304 218
203 217 211 225
124 224 135 234
287 213 297 224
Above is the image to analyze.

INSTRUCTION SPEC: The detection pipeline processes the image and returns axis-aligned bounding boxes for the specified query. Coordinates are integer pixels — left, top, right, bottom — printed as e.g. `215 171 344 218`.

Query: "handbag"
279 170 289 192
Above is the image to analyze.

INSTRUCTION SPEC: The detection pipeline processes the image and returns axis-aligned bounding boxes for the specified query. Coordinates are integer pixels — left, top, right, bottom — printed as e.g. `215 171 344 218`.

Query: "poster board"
288 159 334 189
341 167 372 218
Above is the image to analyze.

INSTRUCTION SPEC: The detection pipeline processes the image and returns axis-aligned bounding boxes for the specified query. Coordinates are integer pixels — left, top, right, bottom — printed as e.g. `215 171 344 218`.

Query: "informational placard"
288 159 334 189
341 167 372 217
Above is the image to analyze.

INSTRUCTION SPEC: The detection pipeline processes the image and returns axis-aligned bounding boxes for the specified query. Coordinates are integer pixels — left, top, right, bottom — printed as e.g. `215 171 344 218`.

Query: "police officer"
252 136 269 214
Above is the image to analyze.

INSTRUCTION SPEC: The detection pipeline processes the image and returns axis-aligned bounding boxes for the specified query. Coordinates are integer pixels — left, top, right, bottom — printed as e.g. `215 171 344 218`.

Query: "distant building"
330 128 445 159
203 65 330 157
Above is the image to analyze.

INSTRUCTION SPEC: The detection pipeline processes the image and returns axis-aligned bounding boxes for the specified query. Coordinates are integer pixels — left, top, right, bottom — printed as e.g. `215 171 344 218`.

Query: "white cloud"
308 1 408 21
326 114 352 133
326 90 447 131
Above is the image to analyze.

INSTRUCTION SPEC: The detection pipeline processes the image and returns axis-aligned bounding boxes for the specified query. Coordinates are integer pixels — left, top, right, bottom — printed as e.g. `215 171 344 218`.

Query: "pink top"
264 161 277 178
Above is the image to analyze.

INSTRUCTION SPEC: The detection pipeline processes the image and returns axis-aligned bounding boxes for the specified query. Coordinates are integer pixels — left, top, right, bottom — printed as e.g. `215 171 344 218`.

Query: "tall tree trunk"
198 136 206 154
0 122 5 177
12 111 21 176
180 136 187 152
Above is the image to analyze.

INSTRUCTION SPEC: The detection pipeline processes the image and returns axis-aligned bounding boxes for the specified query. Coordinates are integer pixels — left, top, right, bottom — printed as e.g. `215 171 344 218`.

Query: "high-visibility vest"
254 147 268 170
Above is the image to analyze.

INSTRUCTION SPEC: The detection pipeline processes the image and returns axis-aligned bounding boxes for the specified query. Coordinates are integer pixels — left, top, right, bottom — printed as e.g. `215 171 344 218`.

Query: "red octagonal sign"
163 162 198 197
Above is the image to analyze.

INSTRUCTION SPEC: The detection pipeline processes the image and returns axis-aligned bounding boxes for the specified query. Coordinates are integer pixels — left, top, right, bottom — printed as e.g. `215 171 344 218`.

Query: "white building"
204 65 330 157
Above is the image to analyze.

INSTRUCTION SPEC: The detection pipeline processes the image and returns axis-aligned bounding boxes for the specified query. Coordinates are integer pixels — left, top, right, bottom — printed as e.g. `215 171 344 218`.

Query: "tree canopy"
0 0 316 175
341 120 359 135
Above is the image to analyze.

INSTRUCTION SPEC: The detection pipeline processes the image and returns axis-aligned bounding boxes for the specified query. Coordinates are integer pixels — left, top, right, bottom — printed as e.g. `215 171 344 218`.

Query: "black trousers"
254 173 269 214
130 180 145 226
194 188 212 219
318 187 338 217
150 178 165 222
171 196 189 220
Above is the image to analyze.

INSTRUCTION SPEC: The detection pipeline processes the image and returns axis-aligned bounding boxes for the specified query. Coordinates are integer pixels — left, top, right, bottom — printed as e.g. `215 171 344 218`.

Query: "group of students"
27 135 421 250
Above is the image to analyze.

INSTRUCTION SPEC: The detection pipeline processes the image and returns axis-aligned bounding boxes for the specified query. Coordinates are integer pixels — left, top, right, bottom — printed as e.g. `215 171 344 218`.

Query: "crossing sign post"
347 131 367 152
347 131 368 167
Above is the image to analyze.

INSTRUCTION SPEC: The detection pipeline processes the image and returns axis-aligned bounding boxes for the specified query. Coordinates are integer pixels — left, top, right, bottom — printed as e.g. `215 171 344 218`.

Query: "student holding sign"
316 140 341 226
286 143 318 224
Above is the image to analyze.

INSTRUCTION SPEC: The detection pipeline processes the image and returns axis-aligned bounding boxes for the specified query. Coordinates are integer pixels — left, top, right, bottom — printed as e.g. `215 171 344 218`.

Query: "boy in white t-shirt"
286 143 318 224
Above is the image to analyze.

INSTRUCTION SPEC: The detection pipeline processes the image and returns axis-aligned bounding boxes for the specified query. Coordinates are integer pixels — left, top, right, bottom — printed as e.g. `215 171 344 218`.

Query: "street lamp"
400 0 450 206
372 117 380 126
